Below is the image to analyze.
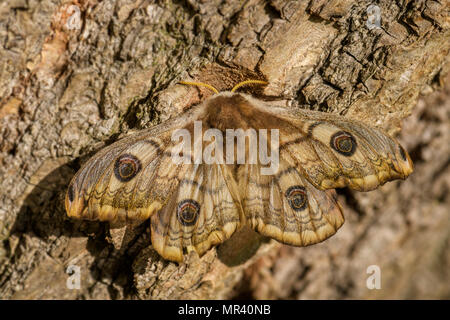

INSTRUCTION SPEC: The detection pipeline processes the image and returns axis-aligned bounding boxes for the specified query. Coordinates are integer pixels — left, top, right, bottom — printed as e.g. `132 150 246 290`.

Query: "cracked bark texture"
0 0 449 299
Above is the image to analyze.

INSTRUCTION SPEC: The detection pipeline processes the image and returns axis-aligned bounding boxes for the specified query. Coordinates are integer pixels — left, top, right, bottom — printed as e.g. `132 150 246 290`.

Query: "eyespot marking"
330 131 357 156
177 199 200 226
285 186 308 211
114 154 141 182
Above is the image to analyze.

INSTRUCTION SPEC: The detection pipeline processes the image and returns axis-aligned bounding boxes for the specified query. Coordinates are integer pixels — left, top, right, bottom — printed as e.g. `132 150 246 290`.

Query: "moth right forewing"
306 122 379 188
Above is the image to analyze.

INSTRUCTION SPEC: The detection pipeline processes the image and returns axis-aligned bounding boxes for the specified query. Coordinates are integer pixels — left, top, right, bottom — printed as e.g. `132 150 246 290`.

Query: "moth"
66 80 413 262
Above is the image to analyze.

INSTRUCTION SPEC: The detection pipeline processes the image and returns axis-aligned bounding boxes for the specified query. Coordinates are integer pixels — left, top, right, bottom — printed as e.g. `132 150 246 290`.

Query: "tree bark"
0 0 448 299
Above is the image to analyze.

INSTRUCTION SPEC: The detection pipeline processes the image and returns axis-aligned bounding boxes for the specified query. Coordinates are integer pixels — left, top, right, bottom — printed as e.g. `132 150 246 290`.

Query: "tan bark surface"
0 0 448 299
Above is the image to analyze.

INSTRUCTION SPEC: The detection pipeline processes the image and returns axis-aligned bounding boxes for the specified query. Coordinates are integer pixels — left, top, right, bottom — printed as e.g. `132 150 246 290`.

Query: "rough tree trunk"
0 0 449 299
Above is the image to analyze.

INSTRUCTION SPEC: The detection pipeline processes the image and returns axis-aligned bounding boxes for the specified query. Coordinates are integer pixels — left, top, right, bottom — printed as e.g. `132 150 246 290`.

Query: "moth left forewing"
103 138 170 222
67 134 170 223
66 134 141 221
